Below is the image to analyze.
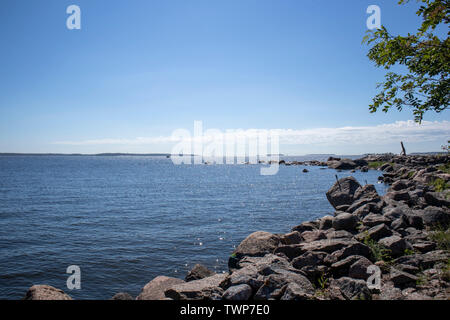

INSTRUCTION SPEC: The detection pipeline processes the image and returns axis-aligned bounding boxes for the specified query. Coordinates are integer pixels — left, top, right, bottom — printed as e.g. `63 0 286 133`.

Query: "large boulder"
185 264 216 282
23 285 72 300
232 231 280 260
327 159 358 170
326 176 361 209
165 273 227 300
137 276 185 300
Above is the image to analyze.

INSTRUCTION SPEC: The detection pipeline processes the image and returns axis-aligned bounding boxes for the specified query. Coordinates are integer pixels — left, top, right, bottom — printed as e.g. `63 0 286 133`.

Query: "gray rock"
385 191 411 202
319 216 334 230
354 184 379 201
325 229 353 239
325 241 372 265
348 257 373 280
391 216 408 230
254 272 314 300
23 285 72 300
421 206 450 226
165 273 227 300
326 176 361 209
297 239 357 254
111 292 134 300
390 268 418 288
331 255 366 277
137 276 185 300
273 244 303 260
280 282 315 300
233 231 280 259
292 251 328 270
367 223 393 241
362 214 391 228
378 236 409 257
332 212 359 231
327 159 358 170
222 284 252 300
412 241 436 253
291 221 318 233
221 266 264 291
424 192 450 207
391 180 408 191
185 264 216 282
301 230 327 242
329 277 371 300
280 231 303 245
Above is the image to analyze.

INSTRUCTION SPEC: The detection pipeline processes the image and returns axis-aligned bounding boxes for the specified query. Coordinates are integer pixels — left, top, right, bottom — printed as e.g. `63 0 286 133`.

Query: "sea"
0 155 387 299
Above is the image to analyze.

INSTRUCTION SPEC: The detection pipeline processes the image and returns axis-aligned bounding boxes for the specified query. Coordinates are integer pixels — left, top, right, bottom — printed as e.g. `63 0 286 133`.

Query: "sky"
0 0 449 155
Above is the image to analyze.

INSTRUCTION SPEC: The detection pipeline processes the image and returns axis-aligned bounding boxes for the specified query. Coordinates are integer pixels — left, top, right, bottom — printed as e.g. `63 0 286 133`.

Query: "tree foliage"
363 0 449 122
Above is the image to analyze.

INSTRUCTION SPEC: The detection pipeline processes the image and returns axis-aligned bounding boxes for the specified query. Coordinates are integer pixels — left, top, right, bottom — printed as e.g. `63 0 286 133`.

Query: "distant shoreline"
0 152 443 157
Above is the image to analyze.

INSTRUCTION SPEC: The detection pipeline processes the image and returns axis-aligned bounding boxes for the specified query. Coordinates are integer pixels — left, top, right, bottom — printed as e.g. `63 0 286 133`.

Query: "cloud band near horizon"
53 120 450 147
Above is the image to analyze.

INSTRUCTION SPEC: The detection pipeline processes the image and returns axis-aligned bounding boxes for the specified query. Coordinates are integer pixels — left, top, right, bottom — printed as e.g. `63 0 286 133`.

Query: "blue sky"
0 0 448 155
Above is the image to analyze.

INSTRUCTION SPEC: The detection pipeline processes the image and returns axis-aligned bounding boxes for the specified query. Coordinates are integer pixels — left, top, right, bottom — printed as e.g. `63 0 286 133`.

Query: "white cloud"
53 120 450 147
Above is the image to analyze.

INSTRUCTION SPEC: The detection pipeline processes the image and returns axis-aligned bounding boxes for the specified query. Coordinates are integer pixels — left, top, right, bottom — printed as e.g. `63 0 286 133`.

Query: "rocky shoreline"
24 154 450 300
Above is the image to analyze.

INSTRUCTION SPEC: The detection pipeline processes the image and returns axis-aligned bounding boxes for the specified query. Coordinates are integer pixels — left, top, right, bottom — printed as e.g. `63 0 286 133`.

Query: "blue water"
0 156 386 299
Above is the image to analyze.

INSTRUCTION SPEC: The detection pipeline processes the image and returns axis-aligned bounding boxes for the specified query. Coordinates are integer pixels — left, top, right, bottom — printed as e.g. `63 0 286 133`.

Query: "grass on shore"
428 225 450 251
438 162 450 174
362 232 392 262
367 161 391 169
430 178 450 192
